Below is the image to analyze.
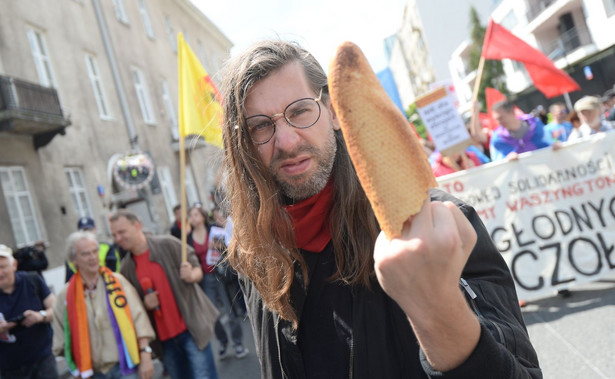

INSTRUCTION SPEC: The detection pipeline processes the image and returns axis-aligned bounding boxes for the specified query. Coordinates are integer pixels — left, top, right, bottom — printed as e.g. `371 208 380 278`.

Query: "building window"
604 0 615 16
26 27 56 88
113 0 129 24
65 167 93 218
0 167 42 247
137 0 154 38
164 15 177 52
161 80 178 140
157 166 178 222
85 54 111 119
131 67 156 124
501 10 518 30
197 41 212 73
185 166 200 207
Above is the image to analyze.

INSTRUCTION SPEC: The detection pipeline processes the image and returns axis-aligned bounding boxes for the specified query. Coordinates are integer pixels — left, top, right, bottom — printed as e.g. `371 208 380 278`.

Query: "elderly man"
0 244 57 379
490 99 553 161
568 95 613 140
110 210 219 379
218 40 540 378
52 232 155 379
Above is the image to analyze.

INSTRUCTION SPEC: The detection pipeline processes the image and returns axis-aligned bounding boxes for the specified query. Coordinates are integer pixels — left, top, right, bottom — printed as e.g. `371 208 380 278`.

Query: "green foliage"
406 102 428 139
468 6 509 112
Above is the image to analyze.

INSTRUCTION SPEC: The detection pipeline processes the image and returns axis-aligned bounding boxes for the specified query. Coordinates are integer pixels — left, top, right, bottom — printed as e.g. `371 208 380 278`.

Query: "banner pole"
180 135 188 263
469 56 486 138
563 92 573 111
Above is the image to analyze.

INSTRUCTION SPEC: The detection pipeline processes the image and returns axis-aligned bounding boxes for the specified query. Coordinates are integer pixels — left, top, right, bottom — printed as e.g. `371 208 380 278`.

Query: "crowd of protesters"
1 204 245 379
425 88 615 178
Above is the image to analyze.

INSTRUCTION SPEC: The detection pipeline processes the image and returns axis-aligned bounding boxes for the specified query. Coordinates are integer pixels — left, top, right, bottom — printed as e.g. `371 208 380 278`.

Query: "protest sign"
415 87 472 155
437 132 615 300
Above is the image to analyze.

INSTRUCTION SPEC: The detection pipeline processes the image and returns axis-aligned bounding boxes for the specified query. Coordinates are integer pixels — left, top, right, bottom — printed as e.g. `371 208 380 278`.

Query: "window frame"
160 79 178 140
131 66 157 125
65 167 94 219
157 166 178 222
26 26 57 88
85 53 112 119
0 166 43 247
137 0 155 39
113 0 130 24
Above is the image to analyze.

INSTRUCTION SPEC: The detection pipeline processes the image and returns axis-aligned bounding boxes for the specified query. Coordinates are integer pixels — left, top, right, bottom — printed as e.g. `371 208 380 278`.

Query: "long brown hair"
220 40 379 327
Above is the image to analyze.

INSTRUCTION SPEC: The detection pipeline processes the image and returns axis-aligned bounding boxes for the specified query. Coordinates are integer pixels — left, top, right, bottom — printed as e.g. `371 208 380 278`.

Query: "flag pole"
469 56 486 137
563 92 573 111
179 134 188 263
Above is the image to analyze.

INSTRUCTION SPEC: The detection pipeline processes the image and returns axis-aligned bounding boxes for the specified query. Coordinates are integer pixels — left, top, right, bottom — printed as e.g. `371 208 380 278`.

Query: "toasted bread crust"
328 41 436 238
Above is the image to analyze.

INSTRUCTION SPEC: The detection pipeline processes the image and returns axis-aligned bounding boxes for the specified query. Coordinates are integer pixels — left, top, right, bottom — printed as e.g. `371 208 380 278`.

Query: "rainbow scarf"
64 266 140 377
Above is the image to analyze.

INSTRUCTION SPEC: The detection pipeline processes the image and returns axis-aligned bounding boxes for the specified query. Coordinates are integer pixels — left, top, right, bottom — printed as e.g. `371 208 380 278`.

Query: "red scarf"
283 179 333 252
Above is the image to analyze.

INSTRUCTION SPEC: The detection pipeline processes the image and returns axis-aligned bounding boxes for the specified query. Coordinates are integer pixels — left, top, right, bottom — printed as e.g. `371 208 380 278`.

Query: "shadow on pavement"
522 280 615 326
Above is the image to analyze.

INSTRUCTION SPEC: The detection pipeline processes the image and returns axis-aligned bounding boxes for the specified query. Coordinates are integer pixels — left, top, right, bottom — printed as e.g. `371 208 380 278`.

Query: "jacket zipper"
460 278 505 344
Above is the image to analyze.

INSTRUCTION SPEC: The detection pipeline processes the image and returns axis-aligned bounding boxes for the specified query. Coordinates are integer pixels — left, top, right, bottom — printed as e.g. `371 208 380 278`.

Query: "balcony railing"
542 25 593 60
526 0 558 22
0 75 70 148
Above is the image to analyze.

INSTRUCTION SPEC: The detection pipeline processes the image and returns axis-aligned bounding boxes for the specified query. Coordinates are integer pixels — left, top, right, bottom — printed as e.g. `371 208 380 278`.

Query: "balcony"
543 25 593 60
527 0 557 23
0 75 71 149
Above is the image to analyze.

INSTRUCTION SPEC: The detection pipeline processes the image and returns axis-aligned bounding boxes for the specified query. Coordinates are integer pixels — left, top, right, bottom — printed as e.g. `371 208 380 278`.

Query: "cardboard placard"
415 87 472 156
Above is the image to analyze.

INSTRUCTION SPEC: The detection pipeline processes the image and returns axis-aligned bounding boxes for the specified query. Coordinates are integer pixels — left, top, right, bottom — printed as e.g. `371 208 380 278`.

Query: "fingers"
400 199 431 239
443 202 477 255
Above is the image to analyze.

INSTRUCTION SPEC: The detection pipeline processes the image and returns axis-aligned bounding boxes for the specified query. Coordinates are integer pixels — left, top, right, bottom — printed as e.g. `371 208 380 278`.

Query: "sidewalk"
522 279 615 378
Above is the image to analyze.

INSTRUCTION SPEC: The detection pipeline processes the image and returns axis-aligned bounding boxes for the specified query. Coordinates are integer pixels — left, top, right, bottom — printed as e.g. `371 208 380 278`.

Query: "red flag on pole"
481 19 580 98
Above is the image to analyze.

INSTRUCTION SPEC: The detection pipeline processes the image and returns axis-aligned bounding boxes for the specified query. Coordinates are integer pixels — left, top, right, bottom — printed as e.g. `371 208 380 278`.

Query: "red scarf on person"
283 179 333 253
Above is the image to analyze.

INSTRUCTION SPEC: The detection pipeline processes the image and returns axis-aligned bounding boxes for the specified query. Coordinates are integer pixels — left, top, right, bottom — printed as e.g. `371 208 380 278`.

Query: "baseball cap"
574 96 601 112
0 244 13 259
77 216 96 230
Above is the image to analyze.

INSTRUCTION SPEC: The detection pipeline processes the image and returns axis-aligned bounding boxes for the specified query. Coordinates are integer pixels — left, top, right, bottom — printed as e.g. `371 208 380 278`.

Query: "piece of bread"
328 41 437 239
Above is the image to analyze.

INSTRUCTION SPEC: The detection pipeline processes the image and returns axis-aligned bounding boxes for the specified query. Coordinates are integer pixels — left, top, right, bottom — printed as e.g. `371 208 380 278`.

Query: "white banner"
437 132 615 300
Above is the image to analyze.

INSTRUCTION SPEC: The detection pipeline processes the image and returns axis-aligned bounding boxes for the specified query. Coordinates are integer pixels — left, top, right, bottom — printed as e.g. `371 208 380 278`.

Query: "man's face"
492 109 518 130
0 257 17 292
110 216 142 252
243 61 340 201
72 238 100 276
579 108 600 127
551 105 567 123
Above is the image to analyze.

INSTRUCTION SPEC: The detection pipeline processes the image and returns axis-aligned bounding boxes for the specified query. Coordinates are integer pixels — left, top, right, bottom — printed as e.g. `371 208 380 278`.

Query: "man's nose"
272 117 301 148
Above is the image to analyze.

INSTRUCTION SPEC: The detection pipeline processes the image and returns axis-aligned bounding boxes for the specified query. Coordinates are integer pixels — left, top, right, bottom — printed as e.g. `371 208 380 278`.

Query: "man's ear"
326 99 341 131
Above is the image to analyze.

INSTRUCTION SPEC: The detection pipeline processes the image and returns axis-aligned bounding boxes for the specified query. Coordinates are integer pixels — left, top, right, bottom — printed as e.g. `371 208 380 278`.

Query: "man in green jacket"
110 210 219 379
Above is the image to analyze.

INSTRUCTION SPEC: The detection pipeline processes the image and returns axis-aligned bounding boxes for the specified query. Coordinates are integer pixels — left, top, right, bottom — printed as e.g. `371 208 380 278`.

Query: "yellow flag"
178 33 223 148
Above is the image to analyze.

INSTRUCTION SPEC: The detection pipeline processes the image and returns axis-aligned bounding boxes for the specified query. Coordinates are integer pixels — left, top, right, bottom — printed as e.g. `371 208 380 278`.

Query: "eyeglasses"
245 88 323 145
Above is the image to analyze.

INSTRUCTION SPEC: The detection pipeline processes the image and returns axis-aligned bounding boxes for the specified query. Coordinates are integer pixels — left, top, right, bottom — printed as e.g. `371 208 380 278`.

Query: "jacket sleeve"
51 285 68 357
423 189 542 378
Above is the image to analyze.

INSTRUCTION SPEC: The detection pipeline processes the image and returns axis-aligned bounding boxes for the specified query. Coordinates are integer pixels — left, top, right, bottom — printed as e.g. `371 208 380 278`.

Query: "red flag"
481 19 580 98
485 87 524 115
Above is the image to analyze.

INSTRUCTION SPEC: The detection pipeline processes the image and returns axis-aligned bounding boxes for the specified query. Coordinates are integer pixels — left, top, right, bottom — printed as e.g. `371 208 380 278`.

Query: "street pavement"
522 278 615 379
56 279 615 378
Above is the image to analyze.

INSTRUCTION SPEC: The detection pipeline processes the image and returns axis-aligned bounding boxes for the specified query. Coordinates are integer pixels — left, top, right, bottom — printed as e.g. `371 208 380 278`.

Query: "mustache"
270 144 318 168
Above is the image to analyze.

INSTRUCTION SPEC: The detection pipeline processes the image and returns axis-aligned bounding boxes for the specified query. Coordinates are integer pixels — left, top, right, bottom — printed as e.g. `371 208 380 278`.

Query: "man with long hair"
220 40 541 378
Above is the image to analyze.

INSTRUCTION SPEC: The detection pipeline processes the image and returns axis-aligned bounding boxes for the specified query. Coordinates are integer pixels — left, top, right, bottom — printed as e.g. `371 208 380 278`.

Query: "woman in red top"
187 207 212 273
187 206 249 359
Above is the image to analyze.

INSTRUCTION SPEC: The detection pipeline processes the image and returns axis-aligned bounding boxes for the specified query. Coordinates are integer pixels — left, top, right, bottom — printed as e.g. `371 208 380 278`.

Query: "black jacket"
240 189 541 378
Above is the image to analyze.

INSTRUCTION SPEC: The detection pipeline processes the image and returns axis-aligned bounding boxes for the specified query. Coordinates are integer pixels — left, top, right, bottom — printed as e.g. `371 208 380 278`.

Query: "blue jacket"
490 115 551 161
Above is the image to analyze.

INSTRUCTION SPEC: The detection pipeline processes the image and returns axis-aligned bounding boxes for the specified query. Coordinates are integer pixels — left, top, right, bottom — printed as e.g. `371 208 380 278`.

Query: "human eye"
247 118 272 132
287 99 317 125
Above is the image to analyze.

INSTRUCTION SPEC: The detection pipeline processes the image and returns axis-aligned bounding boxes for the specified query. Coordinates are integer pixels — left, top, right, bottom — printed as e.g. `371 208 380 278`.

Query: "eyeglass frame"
244 88 324 145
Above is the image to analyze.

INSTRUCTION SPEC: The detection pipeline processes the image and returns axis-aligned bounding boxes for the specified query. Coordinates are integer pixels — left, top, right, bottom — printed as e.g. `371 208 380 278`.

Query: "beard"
271 128 337 201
